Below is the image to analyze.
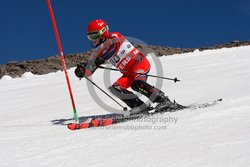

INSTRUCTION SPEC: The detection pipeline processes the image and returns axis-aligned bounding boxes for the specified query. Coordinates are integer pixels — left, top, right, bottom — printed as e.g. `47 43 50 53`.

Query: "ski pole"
98 66 180 82
85 77 128 111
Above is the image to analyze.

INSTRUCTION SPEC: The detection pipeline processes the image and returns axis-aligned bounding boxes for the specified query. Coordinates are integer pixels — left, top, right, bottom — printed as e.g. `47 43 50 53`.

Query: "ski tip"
67 123 78 130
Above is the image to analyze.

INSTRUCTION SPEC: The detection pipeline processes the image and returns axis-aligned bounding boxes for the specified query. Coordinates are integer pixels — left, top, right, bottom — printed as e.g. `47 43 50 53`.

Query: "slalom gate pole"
98 66 180 82
47 0 79 123
85 77 128 111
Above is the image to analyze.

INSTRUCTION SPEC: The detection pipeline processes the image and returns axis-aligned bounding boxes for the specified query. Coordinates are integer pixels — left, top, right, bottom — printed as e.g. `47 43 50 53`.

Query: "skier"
74 19 177 114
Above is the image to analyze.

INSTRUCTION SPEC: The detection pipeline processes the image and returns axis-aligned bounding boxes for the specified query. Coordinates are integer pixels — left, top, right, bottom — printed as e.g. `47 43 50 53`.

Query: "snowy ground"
0 46 250 167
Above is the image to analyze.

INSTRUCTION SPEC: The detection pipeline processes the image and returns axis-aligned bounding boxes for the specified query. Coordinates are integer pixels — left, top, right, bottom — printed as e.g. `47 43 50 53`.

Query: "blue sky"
0 0 250 64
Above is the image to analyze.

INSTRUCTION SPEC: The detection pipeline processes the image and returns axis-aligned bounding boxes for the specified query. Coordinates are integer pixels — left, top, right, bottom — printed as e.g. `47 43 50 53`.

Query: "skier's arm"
74 37 120 78
74 56 105 79
95 43 118 64
83 40 119 77
74 60 97 78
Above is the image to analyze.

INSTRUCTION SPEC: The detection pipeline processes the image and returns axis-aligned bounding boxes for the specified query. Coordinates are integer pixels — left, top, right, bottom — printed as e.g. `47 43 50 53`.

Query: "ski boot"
153 91 178 111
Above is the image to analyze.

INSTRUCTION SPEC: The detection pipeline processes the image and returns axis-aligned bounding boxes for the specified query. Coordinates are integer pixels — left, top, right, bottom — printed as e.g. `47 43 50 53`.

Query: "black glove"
74 63 86 79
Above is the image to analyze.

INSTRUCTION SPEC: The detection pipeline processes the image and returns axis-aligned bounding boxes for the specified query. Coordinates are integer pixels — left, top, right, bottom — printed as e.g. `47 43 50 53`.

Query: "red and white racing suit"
89 32 150 89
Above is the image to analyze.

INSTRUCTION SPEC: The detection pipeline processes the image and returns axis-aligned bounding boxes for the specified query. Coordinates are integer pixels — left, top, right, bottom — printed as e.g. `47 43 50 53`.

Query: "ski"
67 118 114 130
67 98 222 130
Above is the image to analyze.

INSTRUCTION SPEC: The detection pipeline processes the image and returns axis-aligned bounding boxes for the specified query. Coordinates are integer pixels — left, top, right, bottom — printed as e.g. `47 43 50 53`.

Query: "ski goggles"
87 26 108 41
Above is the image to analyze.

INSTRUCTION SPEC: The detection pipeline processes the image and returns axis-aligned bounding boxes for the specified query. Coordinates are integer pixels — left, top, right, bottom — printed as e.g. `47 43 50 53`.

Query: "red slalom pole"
47 0 79 123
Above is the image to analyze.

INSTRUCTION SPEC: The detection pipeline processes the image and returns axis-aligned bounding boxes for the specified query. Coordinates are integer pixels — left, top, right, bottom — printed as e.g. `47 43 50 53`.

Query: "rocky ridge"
1 40 249 78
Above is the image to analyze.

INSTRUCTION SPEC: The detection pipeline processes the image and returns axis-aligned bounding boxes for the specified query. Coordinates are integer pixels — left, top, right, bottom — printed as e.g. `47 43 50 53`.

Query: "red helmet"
87 19 109 41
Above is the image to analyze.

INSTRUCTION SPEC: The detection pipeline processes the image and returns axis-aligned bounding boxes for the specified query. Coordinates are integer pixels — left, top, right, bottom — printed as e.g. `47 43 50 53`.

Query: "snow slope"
0 46 250 167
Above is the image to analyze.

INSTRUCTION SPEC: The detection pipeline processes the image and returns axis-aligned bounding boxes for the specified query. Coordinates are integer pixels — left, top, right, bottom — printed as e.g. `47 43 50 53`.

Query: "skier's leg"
108 84 144 108
128 57 177 110
127 58 173 110
131 80 176 110
109 76 150 114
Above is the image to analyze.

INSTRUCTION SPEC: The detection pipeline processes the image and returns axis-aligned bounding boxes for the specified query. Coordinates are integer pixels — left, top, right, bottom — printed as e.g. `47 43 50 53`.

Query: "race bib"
109 40 134 67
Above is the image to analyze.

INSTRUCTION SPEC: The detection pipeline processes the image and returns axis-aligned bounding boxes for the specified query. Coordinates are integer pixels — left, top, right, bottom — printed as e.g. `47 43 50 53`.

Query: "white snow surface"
1 46 250 167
